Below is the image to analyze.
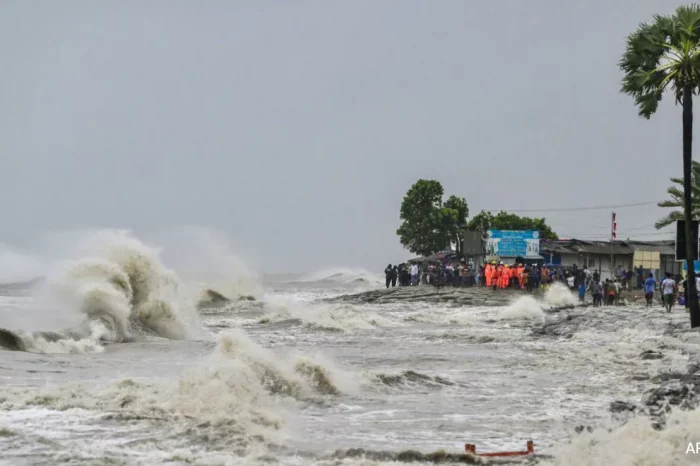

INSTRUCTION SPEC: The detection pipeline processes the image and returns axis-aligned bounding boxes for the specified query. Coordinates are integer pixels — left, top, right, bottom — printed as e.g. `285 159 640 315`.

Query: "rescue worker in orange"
500 264 510 289
517 263 525 289
484 263 493 287
495 263 503 289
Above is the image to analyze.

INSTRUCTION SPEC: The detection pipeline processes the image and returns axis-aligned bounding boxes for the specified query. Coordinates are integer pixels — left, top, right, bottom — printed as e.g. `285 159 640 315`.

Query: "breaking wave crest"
2 230 204 353
216 329 348 397
544 282 578 307
261 297 394 331
499 295 545 320
499 283 578 320
0 329 348 454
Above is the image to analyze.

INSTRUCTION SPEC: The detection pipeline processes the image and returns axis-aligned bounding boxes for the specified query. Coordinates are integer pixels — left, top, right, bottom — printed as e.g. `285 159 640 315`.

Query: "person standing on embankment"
643 273 656 308
384 264 392 289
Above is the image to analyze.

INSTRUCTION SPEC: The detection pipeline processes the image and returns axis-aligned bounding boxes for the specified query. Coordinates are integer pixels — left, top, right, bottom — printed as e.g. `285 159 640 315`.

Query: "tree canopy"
467 210 558 240
656 160 700 229
396 180 469 257
620 4 700 119
620 4 700 327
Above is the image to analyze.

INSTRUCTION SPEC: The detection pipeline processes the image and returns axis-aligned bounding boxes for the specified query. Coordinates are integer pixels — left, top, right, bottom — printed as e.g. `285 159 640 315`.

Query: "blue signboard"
485 230 540 257
682 260 700 273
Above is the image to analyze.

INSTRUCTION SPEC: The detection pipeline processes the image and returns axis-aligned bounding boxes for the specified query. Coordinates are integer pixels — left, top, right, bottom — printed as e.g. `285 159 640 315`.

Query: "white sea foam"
262 296 394 331
0 229 205 352
542 409 700 466
499 295 545 320
544 282 578 307
0 329 349 456
148 226 264 301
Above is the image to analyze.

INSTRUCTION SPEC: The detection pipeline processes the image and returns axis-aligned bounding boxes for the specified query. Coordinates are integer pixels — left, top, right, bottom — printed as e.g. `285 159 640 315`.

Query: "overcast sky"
0 0 692 273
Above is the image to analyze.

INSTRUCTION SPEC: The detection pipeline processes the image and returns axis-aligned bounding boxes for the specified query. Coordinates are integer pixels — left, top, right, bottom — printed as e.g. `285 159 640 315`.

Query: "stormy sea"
0 229 698 466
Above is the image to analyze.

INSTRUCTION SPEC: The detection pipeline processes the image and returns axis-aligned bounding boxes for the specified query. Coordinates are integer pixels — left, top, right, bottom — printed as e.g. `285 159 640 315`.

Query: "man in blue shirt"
578 283 586 303
644 273 657 308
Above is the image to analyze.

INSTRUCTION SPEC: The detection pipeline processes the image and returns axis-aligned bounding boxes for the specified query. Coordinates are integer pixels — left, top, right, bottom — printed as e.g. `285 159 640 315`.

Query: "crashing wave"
543 282 579 307
216 330 345 397
0 230 203 353
0 329 347 455
259 298 392 332
498 283 578 321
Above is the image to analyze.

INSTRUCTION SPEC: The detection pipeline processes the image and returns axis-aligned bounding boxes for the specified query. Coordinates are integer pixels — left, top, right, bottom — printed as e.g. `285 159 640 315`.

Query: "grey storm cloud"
0 0 689 273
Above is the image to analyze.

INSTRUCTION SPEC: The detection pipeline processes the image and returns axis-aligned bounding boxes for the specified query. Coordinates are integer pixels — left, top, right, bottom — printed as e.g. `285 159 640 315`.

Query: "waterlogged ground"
0 278 697 466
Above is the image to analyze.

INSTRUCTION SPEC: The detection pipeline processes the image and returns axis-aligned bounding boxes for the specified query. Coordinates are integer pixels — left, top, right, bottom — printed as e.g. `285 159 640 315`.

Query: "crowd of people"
640 271 700 313
384 260 600 292
384 259 697 313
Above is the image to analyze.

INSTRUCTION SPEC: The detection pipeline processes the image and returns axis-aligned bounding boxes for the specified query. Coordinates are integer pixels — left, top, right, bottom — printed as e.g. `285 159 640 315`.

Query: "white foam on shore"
544 282 578 307
542 409 700 466
499 295 545 320
262 296 394 331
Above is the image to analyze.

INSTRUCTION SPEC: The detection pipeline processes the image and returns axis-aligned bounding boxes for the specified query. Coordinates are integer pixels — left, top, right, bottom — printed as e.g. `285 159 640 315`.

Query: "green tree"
655 160 700 229
443 195 469 254
396 180 468 256
620 4 700 327
467 210 558 240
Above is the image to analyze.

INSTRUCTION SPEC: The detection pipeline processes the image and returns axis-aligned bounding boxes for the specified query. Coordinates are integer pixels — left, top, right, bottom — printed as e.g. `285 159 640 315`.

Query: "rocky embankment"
615 323 700 430
327 286 538 307
535 304 700 430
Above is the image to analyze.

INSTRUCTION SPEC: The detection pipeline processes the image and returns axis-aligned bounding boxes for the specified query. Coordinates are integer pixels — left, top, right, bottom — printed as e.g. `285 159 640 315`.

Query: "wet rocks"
375 370 456 388
609 401 638 413
638 361 700 428
327 286 532 307
532 305 693 340
650 372 683 383
574 425 594 434
202 289 230 304
531 313 585 337
331 448 489 464
640 350 663 360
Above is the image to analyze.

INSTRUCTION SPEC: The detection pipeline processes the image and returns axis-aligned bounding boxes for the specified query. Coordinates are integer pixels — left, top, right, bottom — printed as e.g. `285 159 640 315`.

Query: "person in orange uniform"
484 263 492 287
517 264 524 289
500 264 509 289
494 263 503 289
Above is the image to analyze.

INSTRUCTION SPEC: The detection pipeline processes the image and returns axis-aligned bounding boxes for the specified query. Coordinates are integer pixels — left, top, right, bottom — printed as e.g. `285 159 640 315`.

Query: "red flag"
612 212 617 239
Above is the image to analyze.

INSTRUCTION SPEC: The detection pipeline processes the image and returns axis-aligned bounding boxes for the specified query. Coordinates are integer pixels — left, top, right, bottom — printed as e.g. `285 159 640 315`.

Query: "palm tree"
620 4 700 327
655 160 700 229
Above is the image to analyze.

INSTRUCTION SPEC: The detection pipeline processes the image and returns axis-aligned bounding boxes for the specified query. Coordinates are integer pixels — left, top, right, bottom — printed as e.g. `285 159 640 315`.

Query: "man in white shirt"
661 273 677 313
410 263 419 286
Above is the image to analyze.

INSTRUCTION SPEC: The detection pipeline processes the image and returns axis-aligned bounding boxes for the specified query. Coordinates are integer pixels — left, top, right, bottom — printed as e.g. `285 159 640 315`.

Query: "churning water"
0 230 698 465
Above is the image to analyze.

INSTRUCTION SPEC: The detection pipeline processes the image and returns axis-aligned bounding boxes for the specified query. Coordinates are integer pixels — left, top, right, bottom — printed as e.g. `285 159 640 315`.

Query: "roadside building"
539 239 678 282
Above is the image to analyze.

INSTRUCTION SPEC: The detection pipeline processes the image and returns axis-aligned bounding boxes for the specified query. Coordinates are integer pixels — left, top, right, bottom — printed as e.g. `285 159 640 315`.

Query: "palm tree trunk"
683 85 700 328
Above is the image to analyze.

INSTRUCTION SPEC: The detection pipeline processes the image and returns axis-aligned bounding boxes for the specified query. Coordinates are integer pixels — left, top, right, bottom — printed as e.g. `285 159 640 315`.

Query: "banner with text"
486 230 540 257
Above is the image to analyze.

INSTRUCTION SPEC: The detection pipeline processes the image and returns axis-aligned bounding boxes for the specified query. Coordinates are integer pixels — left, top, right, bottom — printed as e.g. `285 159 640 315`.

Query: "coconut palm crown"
620 4 700 327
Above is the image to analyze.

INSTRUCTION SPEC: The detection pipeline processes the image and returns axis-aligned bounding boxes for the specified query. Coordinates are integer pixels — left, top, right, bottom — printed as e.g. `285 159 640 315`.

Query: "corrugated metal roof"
627 241 675 255
574 243 634 255
540 239 634 255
